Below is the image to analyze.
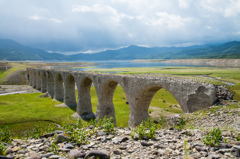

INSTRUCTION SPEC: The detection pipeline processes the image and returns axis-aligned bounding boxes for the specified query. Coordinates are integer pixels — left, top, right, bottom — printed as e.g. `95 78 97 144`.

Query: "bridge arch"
63 74 77 109
54 73 64 101
128 83 183 126
76 76 95 120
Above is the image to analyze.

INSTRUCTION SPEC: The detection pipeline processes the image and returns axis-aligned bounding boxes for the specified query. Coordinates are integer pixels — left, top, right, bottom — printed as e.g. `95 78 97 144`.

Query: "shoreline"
131 59 240 66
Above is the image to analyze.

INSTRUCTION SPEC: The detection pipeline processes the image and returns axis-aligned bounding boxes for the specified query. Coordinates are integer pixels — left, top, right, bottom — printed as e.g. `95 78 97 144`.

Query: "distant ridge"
0 39 240 61
0 39 65 61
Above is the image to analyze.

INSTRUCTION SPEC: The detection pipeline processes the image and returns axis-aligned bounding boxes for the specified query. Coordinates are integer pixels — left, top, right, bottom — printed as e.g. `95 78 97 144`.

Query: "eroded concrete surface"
27 68 221 127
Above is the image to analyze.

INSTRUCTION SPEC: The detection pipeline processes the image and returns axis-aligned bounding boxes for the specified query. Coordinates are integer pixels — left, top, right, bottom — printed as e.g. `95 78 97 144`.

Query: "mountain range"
0 39 240 61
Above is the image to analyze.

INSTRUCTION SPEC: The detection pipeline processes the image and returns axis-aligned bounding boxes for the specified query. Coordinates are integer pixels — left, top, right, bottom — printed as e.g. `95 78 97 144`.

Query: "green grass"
1 64 240 137
0 93 75 137
0 85 181 136
0 66 26 83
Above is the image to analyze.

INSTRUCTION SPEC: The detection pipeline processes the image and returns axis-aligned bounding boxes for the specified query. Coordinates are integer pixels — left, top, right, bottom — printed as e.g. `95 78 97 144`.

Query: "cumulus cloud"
0 0 239 52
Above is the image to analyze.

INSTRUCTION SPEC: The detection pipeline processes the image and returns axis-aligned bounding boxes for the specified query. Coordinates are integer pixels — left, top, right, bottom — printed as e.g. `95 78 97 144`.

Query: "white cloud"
199 0 240 17
145 12 193 29
206 26 211 30
28 15 63 23
0 0 239 52
178 0 189 8
72 5 91 13
29 15 40 20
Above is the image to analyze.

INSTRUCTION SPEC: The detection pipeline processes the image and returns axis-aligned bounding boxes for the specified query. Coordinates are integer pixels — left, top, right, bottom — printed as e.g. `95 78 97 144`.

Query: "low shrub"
0 127 12 143
202 128 222 147
0 142 7 156
102 117 115 134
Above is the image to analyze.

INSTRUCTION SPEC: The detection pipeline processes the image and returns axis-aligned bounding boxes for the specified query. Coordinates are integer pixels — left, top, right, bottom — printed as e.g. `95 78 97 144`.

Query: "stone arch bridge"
26 68 218 127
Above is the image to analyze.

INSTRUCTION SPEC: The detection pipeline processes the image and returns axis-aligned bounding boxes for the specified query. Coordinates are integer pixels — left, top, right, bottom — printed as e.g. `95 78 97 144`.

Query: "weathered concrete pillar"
94 78 117 123
32 70 37 88
54 73 64 101
40 71 47 93
47 71 54 98
76 76 95 120
63 73 77 109
36 71 41 90
28 69 33 86
127 85 161 127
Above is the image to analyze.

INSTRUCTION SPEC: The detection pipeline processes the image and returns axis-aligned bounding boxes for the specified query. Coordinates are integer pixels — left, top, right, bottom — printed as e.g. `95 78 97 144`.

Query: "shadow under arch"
149 87 183 118
64 74 77 110
32 70 37 88
54 73 64 101
77 77 96 120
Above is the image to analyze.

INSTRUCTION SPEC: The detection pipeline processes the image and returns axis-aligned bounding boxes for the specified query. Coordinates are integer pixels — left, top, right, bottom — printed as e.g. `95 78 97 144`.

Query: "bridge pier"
29 70 33 86
63 73 77 109
76 75 95 120
95 79 117 123
47 71 54 98
54 73 64 101
40 71 47 93
36 71 41 91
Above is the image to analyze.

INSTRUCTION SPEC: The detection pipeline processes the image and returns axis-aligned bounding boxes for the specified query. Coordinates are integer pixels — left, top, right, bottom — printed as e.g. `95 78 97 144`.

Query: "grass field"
1 63 240 137
0 85 180 137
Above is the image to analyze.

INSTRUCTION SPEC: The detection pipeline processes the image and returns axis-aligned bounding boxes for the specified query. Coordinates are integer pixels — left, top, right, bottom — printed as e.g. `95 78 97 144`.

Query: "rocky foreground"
1 105 240 159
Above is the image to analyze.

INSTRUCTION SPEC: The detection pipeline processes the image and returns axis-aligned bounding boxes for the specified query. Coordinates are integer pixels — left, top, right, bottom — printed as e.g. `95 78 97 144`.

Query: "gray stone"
68 150 85 159
54 134 70 143
53 130 65 134
41 152 54 158
208 154 221 159
11 147 20 152
119 146 127 150
63 144 74 149
49 155 61 159
6 147 12 155
29 151 42 159
154 144 166 149
97 131 107 136
141 141 153 146
113 149 122 155
17 150 25 154
112 136 128 144
0 156 14 159
195 146 208 152
84 150 110 159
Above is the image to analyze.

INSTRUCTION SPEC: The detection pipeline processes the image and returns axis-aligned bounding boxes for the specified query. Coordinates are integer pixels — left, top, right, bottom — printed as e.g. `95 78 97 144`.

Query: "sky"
0 0 240 54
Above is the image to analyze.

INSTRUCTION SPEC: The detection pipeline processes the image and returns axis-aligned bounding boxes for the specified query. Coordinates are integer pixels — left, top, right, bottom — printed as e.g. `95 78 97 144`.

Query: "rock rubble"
1 106 240 159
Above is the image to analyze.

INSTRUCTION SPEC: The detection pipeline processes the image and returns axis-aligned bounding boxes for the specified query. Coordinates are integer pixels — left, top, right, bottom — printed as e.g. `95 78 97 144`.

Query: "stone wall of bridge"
27 68 218 127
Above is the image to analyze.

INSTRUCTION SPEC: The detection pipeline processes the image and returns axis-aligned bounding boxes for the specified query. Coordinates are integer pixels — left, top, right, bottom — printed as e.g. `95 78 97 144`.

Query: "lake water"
70 60 210 71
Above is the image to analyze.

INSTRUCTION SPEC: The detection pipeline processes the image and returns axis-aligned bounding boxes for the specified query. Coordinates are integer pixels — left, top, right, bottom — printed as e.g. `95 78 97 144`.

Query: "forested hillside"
0 39 240 61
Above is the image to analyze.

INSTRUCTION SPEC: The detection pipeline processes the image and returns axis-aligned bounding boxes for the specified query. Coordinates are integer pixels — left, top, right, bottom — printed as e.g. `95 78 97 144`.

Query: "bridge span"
26 68 218 126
